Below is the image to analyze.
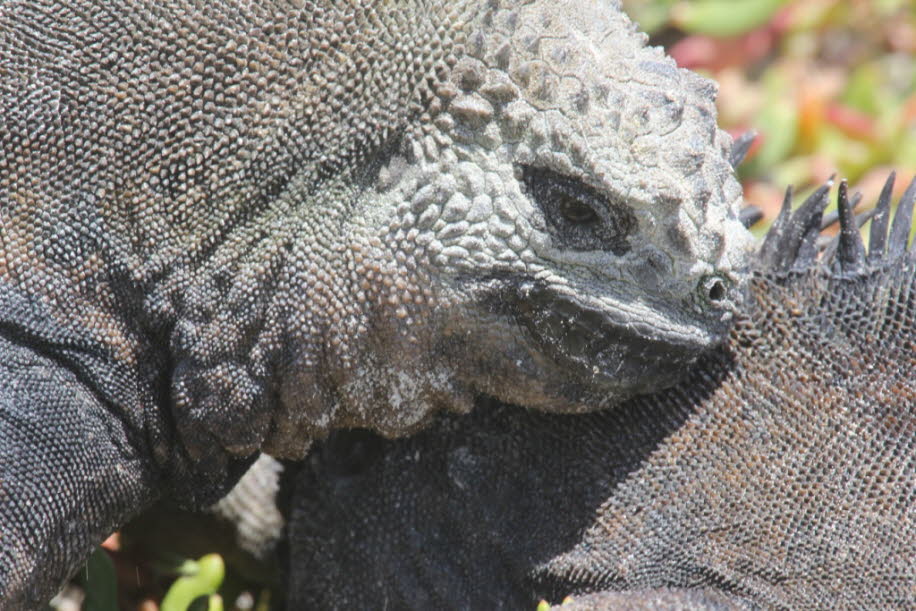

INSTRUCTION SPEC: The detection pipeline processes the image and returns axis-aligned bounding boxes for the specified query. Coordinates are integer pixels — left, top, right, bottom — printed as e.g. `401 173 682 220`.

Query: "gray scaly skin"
279 177 916 609
0 0 750 605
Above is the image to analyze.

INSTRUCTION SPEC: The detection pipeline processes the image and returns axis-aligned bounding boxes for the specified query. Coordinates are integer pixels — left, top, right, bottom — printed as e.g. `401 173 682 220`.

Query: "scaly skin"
0 1 749 604
274 178 916 609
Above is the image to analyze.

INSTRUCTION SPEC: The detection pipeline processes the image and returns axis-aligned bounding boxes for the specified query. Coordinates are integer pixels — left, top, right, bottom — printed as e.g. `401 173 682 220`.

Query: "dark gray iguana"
0 0 750 605
274 176 916 609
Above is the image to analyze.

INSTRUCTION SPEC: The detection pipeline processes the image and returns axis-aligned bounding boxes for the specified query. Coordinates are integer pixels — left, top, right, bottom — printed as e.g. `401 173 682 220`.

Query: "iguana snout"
509 281 730 398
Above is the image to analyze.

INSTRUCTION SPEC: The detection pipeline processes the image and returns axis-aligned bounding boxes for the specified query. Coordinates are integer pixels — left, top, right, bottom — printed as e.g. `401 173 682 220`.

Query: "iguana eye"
558 193 599 224
520 165 637 254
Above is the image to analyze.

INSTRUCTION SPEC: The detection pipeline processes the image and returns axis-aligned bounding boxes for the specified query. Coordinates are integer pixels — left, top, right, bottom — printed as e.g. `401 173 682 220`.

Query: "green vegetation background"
624 0 916 233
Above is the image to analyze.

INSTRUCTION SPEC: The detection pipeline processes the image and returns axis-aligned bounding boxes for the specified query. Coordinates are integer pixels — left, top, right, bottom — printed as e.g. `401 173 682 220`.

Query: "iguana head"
259 0 751 444
108 1 753 455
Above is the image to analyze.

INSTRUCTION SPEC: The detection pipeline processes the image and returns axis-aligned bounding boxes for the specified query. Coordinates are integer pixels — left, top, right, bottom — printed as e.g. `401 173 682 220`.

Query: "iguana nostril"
701 275 728 304
708 280 726 302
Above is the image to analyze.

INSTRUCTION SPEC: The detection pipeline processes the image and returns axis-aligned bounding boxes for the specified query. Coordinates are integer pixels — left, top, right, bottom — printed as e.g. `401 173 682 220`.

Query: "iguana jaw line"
515 303 715 392
474 277 731 400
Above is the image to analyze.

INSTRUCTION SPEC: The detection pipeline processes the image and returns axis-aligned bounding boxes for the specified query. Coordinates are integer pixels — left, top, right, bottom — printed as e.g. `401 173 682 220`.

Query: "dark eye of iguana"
558 192 599 224
520 165 636 254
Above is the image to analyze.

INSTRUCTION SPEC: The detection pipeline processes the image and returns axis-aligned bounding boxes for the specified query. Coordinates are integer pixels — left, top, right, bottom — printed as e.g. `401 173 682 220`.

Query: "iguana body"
276 178 916 609
0 0 749 605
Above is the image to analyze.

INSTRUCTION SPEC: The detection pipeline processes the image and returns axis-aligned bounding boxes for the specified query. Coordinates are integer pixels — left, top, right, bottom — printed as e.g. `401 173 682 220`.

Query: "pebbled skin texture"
0 337 156 608
276 180 916 609
559 589 743 610
0 1 749 605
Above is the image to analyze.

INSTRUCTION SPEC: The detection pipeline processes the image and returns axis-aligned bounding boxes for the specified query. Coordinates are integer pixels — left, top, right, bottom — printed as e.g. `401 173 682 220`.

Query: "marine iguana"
0 0 750 605
274 175 916 609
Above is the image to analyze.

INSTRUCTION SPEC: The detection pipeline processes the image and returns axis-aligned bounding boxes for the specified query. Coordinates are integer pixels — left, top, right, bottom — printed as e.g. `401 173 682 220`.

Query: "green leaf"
842 64 882 115
876 0 906 14
622 0 679 34
80 547 118 611
750 102 799 172
895 127 916 168
672 0 789 37
161 554 226 611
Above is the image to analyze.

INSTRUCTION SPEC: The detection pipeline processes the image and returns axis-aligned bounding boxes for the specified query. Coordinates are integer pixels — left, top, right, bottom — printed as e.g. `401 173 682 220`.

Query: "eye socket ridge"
519 164 636 254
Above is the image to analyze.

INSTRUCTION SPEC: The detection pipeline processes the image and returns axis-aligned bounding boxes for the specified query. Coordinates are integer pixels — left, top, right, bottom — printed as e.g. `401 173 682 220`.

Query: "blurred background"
623 0 916 234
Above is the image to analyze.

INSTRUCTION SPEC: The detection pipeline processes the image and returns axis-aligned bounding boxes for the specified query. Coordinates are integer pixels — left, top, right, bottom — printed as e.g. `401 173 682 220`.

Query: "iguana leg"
0 336 157 607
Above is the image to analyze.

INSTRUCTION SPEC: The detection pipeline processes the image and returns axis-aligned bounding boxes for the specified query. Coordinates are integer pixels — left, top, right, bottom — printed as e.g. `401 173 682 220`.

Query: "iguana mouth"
507 281 727 394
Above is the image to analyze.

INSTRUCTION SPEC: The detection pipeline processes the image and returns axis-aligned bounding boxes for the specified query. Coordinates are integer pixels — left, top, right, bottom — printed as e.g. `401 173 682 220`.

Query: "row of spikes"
729 131 916 275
